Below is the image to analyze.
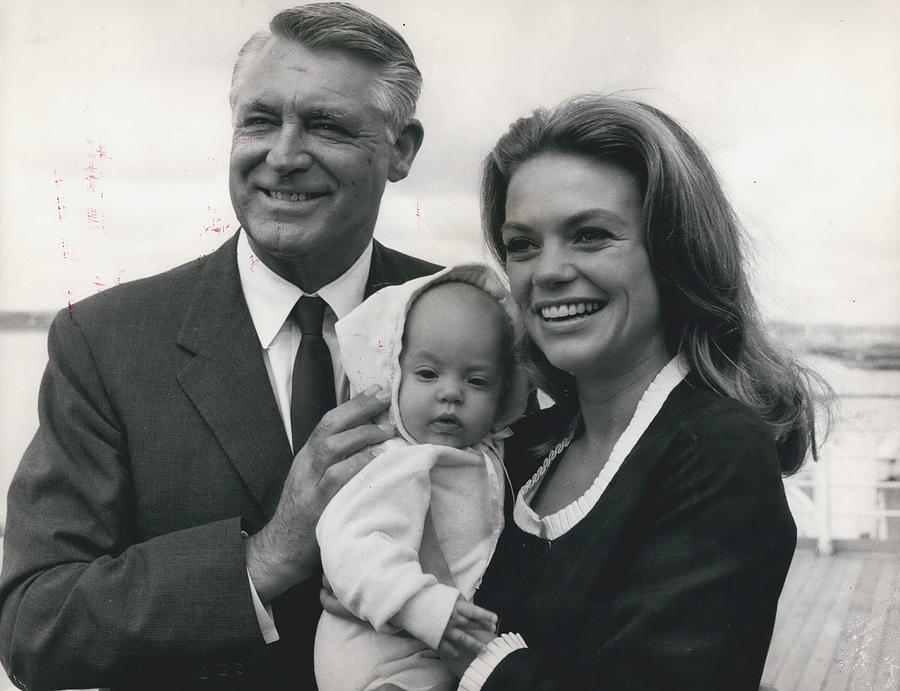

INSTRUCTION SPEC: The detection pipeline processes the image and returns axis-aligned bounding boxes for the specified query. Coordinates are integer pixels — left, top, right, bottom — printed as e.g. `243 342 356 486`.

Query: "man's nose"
533 243 577 288
266 123 314 174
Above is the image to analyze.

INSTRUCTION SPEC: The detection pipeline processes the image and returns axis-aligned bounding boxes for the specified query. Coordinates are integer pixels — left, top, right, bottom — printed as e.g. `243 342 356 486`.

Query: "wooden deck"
762 546 900 690
0 545 896 690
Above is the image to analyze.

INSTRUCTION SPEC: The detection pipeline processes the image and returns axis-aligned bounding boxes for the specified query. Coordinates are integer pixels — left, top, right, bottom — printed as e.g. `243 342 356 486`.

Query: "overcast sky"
1 0 897 326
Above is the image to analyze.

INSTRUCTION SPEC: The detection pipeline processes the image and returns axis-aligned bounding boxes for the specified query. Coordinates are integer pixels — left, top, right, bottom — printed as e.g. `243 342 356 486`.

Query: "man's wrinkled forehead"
231 37 382 115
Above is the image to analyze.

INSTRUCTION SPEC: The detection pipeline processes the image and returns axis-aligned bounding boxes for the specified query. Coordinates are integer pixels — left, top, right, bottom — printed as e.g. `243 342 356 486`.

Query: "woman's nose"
532 244 576 288
266 124 314 174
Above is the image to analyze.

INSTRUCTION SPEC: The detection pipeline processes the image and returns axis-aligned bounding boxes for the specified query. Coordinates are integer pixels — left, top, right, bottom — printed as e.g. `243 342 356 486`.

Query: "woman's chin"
540 347 604 380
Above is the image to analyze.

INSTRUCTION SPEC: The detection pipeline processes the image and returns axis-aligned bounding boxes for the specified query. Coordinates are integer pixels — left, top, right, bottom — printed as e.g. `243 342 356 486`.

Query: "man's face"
229 38 417 289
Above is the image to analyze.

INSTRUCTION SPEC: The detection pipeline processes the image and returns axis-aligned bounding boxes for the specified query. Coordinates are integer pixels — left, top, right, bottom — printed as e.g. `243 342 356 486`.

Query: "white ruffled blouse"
514 354 689 540
459 354 690 691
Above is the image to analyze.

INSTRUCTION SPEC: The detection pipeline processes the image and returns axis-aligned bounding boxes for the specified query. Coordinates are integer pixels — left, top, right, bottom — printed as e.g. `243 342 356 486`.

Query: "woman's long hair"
482 95 831 475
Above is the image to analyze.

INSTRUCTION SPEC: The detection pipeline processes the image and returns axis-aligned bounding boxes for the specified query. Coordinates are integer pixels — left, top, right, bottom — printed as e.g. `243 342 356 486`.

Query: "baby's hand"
437 597 498 675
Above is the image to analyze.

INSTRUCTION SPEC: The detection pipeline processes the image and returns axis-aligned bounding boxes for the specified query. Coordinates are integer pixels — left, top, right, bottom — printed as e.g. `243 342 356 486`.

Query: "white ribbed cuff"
243 529 280 644
246 568 279 643
458 632 527 691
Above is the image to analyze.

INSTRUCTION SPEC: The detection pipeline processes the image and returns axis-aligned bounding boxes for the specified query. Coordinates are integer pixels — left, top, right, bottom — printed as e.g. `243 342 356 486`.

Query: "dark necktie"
290 296 336 452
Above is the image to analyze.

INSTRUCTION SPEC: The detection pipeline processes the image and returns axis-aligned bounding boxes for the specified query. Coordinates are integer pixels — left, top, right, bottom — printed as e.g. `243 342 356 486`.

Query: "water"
0 330 48 529
788 354 900 541
1 331 898 534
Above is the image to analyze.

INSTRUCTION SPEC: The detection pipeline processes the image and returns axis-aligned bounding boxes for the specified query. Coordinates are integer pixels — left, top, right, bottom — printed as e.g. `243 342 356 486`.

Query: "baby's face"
398 283 507 448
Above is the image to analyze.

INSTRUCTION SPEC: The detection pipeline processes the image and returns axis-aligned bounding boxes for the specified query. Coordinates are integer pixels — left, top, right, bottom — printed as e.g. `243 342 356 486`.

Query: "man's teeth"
540 302 603 320
266 190 320 202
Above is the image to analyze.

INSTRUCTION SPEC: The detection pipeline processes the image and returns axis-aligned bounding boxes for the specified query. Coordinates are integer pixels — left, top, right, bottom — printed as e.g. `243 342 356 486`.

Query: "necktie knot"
292 296 327 336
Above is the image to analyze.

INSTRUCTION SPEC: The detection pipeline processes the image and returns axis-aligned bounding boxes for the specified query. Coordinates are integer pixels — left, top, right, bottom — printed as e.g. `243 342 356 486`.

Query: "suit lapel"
174 236 439 520
365 241 394 298
176 235 292 520
365 240 440 298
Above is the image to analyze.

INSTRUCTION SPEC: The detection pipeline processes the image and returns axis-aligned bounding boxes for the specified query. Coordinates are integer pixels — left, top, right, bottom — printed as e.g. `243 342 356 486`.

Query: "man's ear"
388 119 424 182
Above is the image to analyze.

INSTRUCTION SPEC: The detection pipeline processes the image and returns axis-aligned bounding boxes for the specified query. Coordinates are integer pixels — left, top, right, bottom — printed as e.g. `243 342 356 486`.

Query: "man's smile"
262 188 330 202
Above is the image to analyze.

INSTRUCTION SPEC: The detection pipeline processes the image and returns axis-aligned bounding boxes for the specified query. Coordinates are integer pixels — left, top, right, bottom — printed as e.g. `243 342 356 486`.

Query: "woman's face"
500 152 669 381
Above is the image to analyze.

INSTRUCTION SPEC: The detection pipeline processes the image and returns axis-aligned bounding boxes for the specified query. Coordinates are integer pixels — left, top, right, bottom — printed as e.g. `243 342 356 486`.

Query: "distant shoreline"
0 312 55 331
2 311 900 361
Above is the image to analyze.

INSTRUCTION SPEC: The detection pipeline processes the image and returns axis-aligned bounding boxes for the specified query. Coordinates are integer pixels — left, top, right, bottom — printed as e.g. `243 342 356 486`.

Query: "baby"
314 264 527 691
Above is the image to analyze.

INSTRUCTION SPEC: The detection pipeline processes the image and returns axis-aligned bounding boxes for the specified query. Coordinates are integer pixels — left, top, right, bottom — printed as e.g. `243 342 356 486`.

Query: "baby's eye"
414 368 438 381
468 376 492 387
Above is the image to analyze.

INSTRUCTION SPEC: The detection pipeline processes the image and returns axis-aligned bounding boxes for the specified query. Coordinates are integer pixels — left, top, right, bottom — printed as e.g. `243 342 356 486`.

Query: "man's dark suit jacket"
0 232 440 690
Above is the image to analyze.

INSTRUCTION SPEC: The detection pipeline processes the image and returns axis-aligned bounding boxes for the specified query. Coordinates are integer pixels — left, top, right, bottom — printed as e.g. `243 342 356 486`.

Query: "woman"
448 96 828 690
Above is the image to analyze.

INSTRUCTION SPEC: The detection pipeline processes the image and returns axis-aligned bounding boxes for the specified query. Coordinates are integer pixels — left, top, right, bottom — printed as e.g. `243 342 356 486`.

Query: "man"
0 4 439 689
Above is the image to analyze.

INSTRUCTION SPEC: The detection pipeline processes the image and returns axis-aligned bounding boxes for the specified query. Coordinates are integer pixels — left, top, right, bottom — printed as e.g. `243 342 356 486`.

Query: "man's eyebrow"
307 107 352 122
237 99 279 115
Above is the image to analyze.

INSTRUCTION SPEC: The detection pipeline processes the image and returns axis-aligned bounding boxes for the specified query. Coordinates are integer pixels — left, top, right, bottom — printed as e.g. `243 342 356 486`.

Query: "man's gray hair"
230 2 422 138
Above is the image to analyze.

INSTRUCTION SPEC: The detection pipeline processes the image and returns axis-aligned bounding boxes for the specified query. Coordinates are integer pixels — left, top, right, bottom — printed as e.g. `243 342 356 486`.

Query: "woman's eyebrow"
499 221 531 233
501 209 628 233
562 208 628 227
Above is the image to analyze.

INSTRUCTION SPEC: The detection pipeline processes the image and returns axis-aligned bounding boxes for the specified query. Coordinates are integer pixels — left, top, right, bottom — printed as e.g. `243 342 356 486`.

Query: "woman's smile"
536 300 606 321
502 151 669 379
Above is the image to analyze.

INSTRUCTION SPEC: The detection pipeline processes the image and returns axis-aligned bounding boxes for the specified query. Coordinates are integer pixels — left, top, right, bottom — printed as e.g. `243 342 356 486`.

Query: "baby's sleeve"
315 443 460 650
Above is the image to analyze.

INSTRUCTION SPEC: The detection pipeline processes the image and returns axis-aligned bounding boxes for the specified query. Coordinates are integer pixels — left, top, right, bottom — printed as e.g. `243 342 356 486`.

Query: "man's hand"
437 597 498 678
245 385 394 603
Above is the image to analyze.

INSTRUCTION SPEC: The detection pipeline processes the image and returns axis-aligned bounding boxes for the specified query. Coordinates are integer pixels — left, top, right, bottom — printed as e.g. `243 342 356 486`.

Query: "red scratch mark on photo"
84 140 110 197
61 239 72 261
86 207 105 232
249 252 260 273
67 290 74 321
53 170 66 220
92 269 124 293
84 162 101 193
415 198 431 233
203 205 232 234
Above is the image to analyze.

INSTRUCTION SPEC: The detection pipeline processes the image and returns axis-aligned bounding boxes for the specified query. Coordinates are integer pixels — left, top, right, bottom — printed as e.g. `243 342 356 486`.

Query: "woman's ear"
388 119 424 182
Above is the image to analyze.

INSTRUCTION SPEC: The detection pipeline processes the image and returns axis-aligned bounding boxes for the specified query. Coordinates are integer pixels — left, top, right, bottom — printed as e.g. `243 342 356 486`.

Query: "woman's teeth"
540 302 603 320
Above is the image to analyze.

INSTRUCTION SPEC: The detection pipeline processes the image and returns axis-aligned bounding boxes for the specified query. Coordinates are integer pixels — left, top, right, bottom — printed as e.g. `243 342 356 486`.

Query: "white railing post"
814 456 833 554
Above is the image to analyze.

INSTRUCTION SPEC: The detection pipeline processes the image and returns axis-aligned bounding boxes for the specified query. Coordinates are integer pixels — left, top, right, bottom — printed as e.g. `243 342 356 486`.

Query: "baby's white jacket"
317 264 528 650
316 436 506 649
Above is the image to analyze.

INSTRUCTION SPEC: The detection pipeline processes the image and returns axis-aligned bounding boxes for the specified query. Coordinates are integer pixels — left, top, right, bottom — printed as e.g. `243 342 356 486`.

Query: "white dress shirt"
235 229 374 642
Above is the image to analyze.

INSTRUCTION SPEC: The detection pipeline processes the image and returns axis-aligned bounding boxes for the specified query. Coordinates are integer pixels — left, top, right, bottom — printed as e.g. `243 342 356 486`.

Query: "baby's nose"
438 381 463 402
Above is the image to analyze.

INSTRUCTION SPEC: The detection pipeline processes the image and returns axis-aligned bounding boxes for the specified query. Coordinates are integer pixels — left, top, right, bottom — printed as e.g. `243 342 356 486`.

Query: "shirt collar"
236 229 373 349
